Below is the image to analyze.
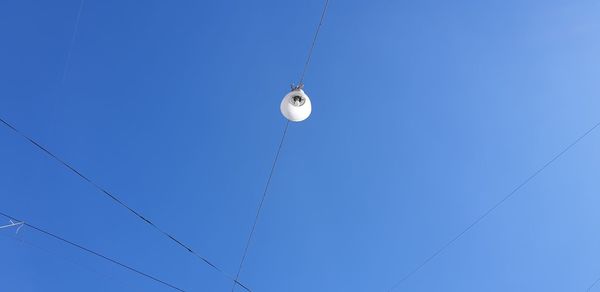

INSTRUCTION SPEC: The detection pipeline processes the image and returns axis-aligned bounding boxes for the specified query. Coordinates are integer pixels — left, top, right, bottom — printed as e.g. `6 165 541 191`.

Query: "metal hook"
290 82 304 91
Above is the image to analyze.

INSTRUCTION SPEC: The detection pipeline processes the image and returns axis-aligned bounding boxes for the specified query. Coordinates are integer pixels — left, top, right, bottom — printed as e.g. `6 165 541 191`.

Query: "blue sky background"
1 0 600 291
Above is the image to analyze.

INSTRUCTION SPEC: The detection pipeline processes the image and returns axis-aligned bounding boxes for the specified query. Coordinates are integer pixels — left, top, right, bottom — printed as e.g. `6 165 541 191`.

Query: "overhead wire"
299 0 330 86
0 229 133 289
230 121 289 291
388 119 600 291
588 276 600 292
0 211 186 292
0 116 251 292
230 0 330 290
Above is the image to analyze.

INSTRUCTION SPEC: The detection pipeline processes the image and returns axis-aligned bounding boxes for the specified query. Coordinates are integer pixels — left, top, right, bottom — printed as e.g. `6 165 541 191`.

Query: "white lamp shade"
280 89 312 122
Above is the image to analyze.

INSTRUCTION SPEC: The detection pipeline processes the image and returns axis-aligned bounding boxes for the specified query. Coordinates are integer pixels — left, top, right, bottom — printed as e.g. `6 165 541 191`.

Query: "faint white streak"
61 0 85 83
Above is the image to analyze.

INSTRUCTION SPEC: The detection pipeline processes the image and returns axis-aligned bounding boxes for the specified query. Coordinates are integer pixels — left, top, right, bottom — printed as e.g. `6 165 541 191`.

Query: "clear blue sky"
1 0 600 291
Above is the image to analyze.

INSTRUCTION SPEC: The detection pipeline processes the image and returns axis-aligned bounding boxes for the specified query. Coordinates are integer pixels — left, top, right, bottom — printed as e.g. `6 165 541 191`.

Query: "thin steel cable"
62 0 85 83
388 120 600 291
0 211 186 292
230 121 290 291
0 116 251 292
588 275 600 291
298 0 330 85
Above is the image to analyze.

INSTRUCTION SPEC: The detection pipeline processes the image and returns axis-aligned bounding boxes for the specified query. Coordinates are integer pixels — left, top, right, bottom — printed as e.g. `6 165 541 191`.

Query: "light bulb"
280 89 312 122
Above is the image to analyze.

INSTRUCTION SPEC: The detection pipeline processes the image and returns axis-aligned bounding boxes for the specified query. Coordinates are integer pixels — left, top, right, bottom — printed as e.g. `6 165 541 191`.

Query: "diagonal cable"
588 277 600 292
0 116 251 292
0 211 186 292
1 230 133 289
298 0 330 85
230 121 289 291
587 265 600 291
388 119 600 291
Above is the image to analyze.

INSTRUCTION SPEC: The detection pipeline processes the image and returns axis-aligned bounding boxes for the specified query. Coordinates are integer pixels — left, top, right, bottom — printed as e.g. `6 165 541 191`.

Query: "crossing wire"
0 116 251 292
230 0 330 290
0 211 186 292
388 119 600 291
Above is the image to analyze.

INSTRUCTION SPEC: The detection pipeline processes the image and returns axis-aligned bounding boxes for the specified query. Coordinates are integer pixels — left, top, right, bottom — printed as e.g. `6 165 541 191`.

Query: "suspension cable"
230 121 289 291
299 0 330 85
